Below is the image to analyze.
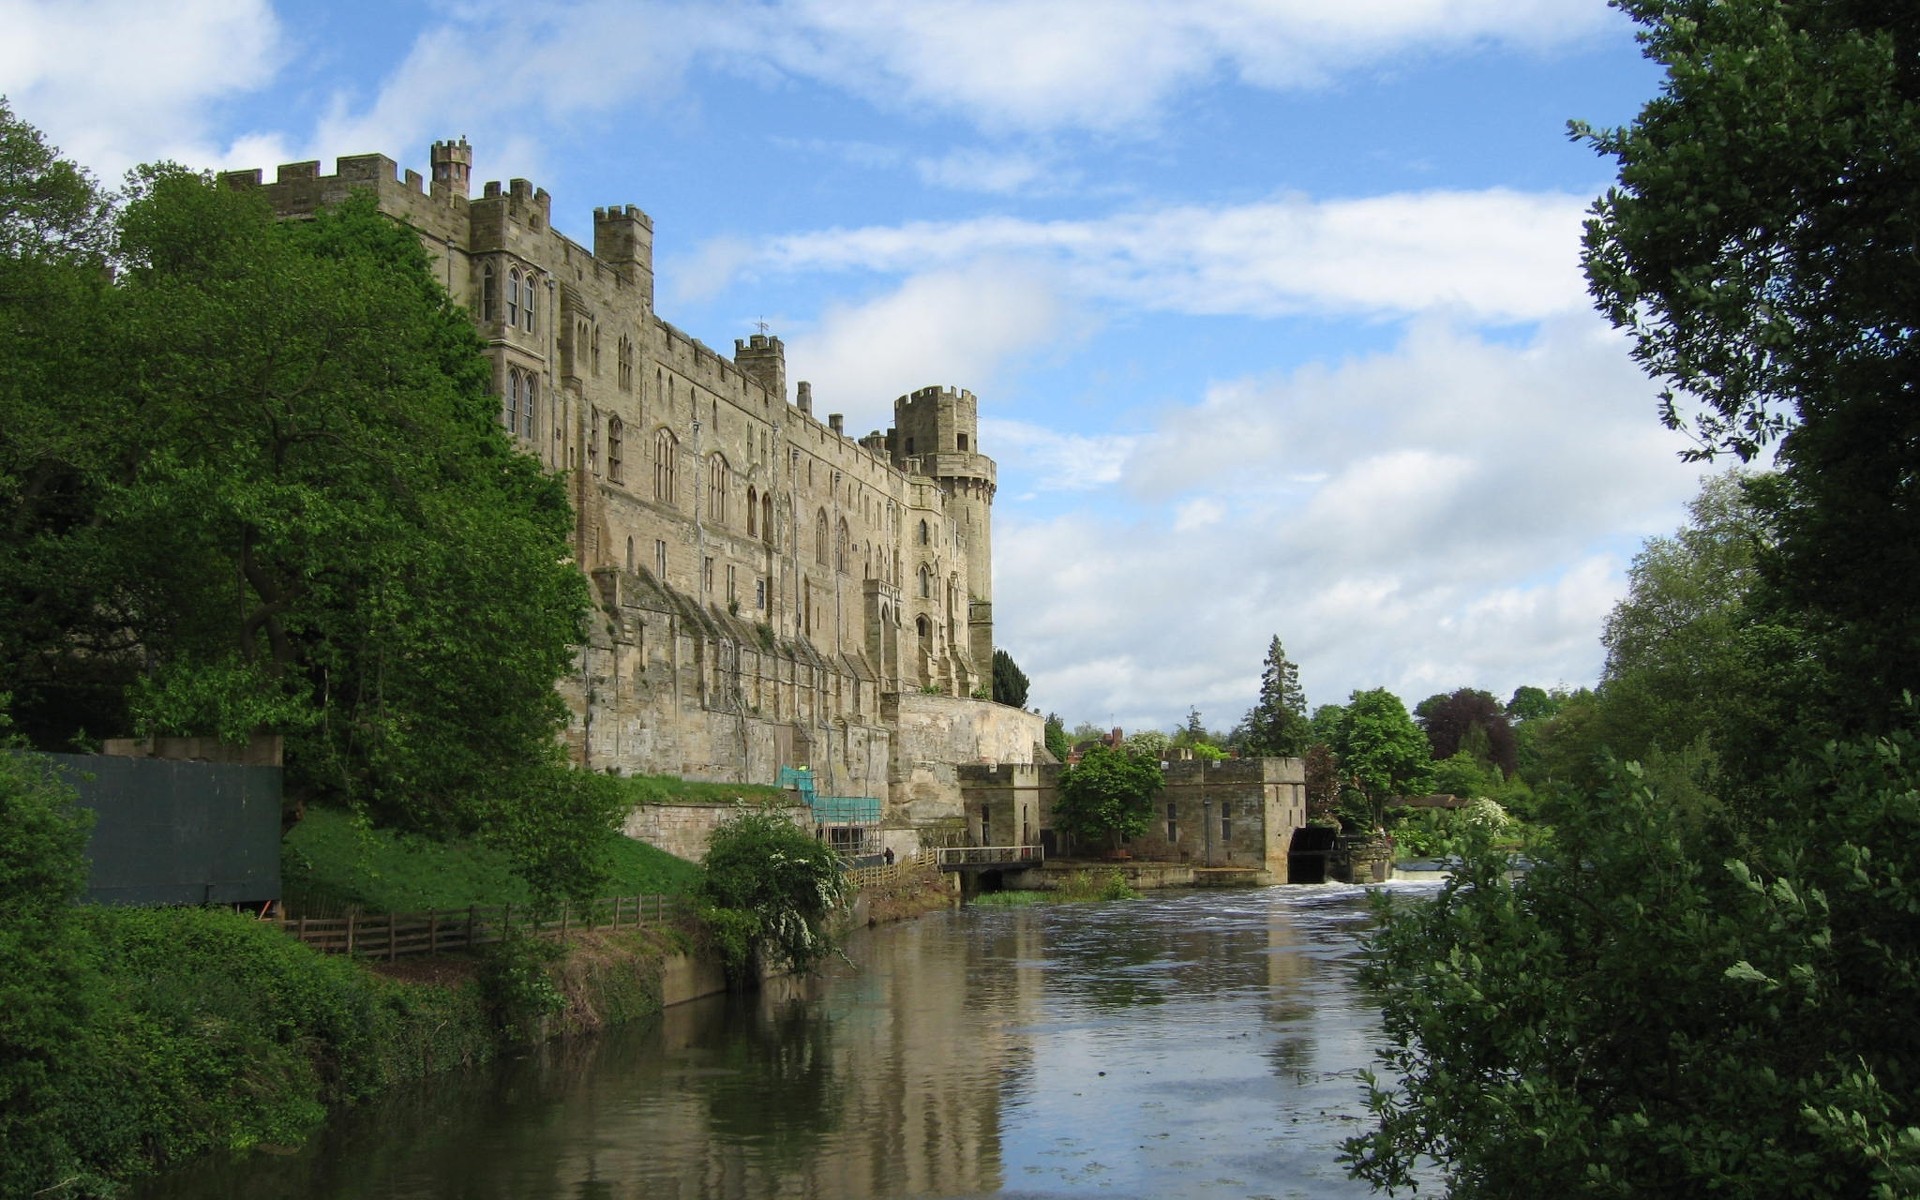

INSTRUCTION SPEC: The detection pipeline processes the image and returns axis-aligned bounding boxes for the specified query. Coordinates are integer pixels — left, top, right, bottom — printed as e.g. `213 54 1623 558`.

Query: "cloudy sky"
3 0 1709 732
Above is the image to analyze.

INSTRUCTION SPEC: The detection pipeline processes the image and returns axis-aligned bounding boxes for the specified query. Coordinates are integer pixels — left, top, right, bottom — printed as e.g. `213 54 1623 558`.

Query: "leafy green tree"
1053 743 1163 854
0 746 94 1194
1348 728 1920 1198
1503 684 1559 723
1043 712 1070 762
1598 470 1774 765
990 648 1029 708
1122 728 1172 761
699 807 849 979
1576 0 1920 738
1331 688 1430 832
1240 636 1310 756
1413 687 1517 777
0 117 603 884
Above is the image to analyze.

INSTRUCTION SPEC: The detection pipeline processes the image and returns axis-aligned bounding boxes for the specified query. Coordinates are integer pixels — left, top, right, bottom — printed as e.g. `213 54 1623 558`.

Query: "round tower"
891 386 997 672
430 137 472 199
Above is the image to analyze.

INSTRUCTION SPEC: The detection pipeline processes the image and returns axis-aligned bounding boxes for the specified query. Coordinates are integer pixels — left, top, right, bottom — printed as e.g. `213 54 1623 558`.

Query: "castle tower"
430 138 472 200
891 386 997 673
593 204 655 309
732 332 786 402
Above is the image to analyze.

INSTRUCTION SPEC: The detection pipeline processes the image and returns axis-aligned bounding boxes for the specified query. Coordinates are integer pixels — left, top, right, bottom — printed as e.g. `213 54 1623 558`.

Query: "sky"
2 0 1712 734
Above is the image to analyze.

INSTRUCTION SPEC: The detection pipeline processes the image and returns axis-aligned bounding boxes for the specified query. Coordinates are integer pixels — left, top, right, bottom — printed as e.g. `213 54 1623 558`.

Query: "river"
136 881 1438 1200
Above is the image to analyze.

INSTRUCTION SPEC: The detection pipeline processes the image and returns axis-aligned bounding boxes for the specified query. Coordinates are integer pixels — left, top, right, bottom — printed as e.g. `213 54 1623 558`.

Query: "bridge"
936 845 1043 871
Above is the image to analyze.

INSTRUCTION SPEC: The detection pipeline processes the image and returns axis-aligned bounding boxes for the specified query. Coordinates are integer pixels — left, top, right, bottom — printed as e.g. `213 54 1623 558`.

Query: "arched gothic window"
761 492 774 546
746 487 759 537
502 369 518 431
522 375 537 439
835 518 850 574
481 262 497 322
918 519 929 546
617 336 633 390
707 454 728 523
522 272 536 332
918 564 932 599
507 268 520 327
654 428 677 505
607 417 624 483
815 510 829 567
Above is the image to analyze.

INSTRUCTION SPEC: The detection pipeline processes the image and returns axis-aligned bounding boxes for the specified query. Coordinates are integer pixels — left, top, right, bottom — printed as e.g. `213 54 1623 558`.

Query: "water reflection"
136 882 1431 1200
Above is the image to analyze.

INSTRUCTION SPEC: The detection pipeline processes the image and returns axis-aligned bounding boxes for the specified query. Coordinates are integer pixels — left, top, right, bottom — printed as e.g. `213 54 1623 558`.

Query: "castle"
223 139 1043 848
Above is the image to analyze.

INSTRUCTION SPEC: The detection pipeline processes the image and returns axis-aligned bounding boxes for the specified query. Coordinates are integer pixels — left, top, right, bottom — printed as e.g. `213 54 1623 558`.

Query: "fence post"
428 908 438 956
465 904 476 950
561 903 570 938
388 914 397 961
346 911 357 957
297 914 309 947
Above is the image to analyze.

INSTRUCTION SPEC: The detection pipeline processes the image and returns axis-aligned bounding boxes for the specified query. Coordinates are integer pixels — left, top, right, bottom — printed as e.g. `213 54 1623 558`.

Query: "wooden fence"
277 854 936 961
275 894 689 961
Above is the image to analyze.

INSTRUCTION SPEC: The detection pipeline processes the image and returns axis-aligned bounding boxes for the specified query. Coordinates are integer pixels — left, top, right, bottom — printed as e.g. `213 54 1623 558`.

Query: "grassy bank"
282 804 703 914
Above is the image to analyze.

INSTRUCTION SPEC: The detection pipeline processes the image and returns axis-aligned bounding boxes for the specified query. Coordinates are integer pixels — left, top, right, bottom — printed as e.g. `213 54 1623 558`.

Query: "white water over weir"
136 882 1443 1199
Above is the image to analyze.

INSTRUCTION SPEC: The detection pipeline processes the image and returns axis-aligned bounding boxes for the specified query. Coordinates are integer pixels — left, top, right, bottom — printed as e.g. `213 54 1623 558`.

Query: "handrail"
935 845 1044 869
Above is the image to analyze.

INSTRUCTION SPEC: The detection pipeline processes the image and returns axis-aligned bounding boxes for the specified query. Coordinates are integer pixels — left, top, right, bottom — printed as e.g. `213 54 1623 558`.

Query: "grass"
612 772 789 806
968 869 1140 907
283 805 703 914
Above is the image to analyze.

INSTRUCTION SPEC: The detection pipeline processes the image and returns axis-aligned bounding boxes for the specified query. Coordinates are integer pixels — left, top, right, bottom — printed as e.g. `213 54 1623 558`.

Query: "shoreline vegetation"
1 766 927 1199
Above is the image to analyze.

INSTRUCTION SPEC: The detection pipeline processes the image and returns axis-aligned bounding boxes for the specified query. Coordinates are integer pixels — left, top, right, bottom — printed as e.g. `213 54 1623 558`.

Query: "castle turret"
733 332 786 403
430 138 471 200
594 204 655 309
891 386 998 672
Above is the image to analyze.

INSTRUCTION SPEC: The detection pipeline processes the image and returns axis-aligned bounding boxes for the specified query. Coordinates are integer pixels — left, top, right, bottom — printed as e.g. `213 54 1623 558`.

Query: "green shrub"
699 807 848 980
477 931 563 1041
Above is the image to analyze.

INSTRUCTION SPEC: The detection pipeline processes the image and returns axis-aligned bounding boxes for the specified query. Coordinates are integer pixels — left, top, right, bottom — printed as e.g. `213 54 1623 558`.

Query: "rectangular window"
1221 801 1232 842
703 556 714 593
755 579 766 610
958 433 968 450
654 539 667 580
1166 802 1178 843
726 564 737 604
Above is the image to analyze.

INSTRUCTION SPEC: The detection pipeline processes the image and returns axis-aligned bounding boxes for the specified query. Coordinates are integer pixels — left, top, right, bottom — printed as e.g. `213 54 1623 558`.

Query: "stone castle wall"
225 143 1023 824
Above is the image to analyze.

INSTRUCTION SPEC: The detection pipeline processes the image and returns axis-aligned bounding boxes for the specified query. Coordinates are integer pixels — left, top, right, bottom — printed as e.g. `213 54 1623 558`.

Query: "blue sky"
4 0 1710 734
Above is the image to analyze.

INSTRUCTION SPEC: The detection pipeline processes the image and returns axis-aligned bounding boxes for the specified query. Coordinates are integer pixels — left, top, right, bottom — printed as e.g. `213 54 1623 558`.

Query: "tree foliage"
699 807 849 979
0 104 603 887
1239 635 1310 756
991 648 1029 708
1331 688 1430 831
1413 687 1517 777
1054 743 1164 852
1348 731 1920 1198
1577 0 1920 737
1043 712 1070 762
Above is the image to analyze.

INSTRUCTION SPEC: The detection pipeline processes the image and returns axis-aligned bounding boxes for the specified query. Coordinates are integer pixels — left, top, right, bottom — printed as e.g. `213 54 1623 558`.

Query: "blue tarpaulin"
810 795 881 825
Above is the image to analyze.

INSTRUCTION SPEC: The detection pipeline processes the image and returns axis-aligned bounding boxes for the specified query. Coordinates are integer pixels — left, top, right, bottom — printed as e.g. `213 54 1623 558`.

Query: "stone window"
507 268 520 327
591 324 601 376
626 536 634 573
654 539 667 580
815 509 829 567
523 375 537 439
746 486 759 537
703 556 714 593
1220 801 1232 842
906 436 915 455
618 336 633 390
588 410 600 474
481 262 497 322
918 519 929 546
958 432 968 451
761 492 773 545
918 564 932 599
654 428 677 505
835 518 850 574
726 564 736 605
522 272 536 332
502 370 517 431
755 578 766 610
1166 802 1178 843
708 454 728 523
607 417 623 484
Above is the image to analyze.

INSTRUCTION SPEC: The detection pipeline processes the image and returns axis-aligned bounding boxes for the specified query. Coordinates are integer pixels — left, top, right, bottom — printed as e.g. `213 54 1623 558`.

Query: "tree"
698 806 849 979
1240 636 1310 757
0 745 95 1193
1503 685 1559 724
1576 1 1920 737
1043 712 1070 762
0 108 608 890
1053 743 1163 854
1302 742 1340 824
1331 689 1431 832
1413 688 1518 778
991 648 1029 708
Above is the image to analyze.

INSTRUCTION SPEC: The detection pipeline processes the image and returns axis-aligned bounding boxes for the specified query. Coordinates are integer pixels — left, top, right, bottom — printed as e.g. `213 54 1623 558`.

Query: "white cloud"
0 0 283 175
736 188 1594 324
780 261 1079 431
994 315 1705 731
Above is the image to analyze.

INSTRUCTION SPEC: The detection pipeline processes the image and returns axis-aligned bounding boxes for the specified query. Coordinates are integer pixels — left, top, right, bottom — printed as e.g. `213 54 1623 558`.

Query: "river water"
137 881 1436 1200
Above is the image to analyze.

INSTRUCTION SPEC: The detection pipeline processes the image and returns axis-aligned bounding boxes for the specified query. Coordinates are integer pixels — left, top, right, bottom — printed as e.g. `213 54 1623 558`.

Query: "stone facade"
224 142 1034 835
958 756 1309 883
